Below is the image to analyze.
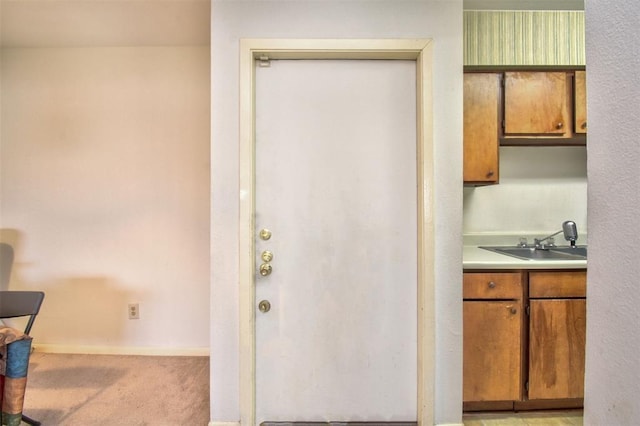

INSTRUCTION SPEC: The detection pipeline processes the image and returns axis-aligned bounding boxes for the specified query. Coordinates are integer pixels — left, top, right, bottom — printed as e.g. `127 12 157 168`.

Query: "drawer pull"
488 281 496 289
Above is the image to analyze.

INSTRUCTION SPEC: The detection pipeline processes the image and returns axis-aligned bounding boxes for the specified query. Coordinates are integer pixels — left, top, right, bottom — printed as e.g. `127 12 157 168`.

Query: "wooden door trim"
239 38 435 426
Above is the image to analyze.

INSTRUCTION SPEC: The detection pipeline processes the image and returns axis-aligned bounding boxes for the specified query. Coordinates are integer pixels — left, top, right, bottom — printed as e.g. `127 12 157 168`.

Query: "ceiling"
0 0 583 48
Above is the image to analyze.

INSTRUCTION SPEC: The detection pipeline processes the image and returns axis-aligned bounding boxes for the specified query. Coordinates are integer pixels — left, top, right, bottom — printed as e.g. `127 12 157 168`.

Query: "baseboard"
34 344 209 357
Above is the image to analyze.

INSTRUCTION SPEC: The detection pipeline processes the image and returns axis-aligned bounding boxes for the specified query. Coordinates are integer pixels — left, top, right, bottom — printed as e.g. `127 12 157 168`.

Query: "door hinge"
525 380 529 392
526 304 530 316
258 55 271 68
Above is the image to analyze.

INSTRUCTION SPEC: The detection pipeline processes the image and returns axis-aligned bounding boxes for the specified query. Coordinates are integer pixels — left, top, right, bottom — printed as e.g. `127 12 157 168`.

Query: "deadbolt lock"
259 228 272 240
259 263 272 276
261 250 274 262
258 300 271 313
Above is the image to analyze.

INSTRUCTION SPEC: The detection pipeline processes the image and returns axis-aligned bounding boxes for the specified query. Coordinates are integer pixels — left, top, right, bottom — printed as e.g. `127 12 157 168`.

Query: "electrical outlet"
128 303 140 319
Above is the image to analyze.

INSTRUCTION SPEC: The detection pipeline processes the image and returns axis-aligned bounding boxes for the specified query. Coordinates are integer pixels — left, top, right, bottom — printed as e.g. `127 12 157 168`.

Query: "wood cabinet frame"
464 66 587 148
463 268 586 412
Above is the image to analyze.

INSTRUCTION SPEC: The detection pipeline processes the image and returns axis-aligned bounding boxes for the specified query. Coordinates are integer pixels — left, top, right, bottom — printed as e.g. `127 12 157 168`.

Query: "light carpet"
21 352 209 425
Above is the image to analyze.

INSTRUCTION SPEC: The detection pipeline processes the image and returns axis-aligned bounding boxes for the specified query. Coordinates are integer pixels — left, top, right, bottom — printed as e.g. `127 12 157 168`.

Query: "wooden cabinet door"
529 299 586 399
574 71 587 134
464 300 523 402
504 72 570 135
464 73 500 184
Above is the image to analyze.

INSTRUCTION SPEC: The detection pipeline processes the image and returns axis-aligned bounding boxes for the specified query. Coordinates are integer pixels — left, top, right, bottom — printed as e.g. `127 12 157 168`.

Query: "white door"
255 59 417 423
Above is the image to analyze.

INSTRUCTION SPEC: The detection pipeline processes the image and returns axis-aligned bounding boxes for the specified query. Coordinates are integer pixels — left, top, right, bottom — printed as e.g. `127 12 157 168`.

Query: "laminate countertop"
463 233 588 270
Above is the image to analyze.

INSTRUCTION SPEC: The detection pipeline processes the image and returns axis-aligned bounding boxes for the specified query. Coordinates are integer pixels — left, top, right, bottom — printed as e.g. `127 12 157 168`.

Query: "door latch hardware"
258 300 271 313
261 250 273 262
259 228 272 240
259 263 272 276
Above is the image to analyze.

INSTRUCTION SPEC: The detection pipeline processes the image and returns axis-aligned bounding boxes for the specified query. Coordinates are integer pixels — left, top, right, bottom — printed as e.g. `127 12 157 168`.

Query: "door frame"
238 38 435 426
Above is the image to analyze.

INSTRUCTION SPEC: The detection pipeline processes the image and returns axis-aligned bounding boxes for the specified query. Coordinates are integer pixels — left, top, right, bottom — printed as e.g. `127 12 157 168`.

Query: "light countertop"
463 233 588 270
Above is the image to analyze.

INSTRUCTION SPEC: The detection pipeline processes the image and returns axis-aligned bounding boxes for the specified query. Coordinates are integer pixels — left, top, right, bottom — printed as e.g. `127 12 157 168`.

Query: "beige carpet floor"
21 352 209 425
20 353 583 426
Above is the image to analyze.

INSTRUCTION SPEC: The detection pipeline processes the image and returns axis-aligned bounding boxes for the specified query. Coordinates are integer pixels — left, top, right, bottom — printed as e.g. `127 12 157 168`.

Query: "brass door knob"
259 263 272 276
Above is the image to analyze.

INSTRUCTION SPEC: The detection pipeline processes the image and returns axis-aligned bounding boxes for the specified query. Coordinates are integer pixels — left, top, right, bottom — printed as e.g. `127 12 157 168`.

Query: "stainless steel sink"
546 246 587 257
480 245 587 261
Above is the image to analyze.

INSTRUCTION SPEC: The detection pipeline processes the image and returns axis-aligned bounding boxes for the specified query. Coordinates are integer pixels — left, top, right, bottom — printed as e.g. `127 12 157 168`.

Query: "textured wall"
583 0 640 424
1 46 211 354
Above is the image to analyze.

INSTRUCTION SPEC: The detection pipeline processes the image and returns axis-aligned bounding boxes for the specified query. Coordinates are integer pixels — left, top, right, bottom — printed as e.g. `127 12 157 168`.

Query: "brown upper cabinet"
574 71 587 134
504 71 571 136
463 69 587 185
463 73 500 185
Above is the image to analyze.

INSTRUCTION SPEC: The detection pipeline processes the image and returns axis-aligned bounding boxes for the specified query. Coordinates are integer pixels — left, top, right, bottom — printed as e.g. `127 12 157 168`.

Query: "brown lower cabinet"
528 271 587 400
463 269 586 411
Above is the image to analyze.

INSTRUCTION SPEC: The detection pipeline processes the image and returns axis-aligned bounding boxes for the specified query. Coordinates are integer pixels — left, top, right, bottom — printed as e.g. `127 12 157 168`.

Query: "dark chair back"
0 243 14 289
0 291 45 334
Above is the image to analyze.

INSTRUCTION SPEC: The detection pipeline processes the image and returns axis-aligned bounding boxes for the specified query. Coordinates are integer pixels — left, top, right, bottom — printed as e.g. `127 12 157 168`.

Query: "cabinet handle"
486 170 495 178
581 122 587 129
556 122 564 129
488 281 496 289
509 306 517 315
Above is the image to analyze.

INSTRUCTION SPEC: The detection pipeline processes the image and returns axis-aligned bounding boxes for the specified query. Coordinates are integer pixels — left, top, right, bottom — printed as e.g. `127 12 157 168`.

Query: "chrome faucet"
535 220 578 249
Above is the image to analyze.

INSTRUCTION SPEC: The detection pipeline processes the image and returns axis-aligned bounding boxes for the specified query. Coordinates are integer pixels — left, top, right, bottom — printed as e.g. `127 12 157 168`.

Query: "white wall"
0 45 211 354
464 146 588 238
210 1 463 424
583 0 640 424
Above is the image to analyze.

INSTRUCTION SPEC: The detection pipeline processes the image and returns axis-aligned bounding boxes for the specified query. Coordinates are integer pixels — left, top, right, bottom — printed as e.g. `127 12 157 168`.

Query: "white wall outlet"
128 303 140 319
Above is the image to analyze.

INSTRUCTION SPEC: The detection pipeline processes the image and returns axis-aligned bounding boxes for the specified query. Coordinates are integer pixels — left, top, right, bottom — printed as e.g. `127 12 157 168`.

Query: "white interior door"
255 59 417 423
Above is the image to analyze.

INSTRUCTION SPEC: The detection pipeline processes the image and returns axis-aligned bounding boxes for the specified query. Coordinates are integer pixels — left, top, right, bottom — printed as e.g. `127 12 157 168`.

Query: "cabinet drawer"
529 271 586 298
464 272 522 299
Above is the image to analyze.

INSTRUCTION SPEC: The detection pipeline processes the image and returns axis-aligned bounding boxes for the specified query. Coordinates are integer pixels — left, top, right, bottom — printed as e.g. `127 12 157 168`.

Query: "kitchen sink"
480 245 587 261
546 246 587 257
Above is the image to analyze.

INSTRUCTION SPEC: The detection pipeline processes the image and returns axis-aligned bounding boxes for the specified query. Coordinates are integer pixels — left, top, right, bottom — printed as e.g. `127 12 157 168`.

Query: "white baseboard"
34 343 209 357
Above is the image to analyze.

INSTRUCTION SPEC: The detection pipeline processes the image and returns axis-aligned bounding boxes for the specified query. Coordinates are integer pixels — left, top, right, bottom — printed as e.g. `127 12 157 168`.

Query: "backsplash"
463 146 588 239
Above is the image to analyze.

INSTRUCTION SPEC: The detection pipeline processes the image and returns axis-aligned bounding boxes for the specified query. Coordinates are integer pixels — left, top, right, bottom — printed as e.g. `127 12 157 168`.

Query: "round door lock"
259 263 272 276
258 300 271 313
259 229 272 240
261 250 274 262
